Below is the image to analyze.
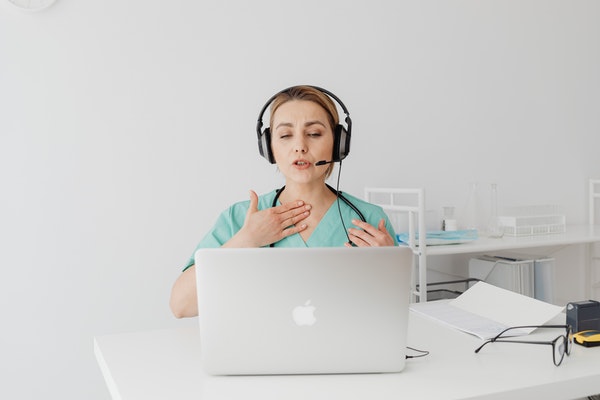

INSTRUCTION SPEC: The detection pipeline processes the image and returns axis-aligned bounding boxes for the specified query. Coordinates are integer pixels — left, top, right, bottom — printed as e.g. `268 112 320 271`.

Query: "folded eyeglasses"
474 325 573 366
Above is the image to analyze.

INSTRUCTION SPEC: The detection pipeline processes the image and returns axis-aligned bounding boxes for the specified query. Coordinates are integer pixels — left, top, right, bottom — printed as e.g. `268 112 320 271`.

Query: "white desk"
94 311 600 400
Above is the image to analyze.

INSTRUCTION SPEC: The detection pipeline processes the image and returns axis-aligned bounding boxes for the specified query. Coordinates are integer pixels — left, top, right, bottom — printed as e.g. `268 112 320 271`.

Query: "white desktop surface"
94 310 600 400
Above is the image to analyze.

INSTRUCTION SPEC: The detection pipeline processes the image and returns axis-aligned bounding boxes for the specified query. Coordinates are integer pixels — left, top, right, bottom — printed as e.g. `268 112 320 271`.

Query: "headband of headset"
255 85 352 164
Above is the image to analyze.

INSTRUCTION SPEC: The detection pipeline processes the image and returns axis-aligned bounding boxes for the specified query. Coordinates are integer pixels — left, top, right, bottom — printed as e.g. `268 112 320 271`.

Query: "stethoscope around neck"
269 184 366 247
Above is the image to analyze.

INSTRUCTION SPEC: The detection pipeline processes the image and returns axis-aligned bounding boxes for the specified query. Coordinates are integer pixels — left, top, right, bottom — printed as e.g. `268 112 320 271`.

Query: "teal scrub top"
184 189 398 270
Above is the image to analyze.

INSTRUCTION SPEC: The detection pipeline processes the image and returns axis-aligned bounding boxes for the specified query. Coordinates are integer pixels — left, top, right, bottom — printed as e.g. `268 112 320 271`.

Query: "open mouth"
294 160 310 166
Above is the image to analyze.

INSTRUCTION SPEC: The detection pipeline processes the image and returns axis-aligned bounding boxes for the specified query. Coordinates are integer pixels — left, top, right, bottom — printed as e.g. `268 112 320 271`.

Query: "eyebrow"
274 120 327 130
305 120 327 129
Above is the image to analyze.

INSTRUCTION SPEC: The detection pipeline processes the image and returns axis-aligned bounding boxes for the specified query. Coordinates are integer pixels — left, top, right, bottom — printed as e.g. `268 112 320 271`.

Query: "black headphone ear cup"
333 124 350 162
258 128 276 164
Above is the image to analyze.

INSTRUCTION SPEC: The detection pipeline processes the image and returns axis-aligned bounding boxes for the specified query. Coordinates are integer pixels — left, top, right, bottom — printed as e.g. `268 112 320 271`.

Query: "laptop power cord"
406 346 430 359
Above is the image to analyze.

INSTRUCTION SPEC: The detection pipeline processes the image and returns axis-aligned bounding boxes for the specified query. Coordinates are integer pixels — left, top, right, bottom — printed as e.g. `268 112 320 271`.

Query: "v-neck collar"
275 197 342 247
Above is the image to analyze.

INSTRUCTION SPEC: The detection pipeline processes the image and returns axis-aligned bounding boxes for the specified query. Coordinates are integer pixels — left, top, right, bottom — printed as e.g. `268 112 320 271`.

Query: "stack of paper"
410 281 564 340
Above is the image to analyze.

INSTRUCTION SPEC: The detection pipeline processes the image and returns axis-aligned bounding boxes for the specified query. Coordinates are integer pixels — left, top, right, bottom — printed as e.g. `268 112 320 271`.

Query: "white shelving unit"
364 188 427 302
588 179 600 299
366 181 600 303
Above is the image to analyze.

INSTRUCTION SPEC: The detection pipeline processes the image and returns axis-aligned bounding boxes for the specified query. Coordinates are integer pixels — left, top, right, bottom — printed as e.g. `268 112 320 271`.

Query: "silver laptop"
195 246 413 375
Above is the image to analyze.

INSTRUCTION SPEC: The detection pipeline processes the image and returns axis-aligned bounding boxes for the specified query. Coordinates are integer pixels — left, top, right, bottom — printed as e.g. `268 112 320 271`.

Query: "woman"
170 85 397 318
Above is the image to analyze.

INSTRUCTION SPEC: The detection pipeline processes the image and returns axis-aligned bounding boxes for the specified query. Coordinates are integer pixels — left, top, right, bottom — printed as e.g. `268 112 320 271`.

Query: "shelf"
424 225 600 256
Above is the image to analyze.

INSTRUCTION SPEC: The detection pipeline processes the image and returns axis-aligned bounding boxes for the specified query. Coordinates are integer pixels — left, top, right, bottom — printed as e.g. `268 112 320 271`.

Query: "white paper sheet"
410 281 564 340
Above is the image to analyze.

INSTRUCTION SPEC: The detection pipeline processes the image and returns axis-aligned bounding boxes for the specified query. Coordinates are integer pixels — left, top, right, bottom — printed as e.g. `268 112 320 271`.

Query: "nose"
294 136 307 153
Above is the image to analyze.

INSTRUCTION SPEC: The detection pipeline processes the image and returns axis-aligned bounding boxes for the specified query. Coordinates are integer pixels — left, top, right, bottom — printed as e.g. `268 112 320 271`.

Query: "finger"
351 219 378 236
348 231 370 247
284 210 311 228
248 190 259 213
348 227 371 243
275 200 307 214
376 219 396 246
349 219 393 247
271 201 310 227
282 204 311 225
280 222 308 238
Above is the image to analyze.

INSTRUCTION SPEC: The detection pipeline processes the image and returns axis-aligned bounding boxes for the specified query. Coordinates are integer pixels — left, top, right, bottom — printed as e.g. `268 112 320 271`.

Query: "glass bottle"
442 206 457 231
487 183 504 238
463 182 480 231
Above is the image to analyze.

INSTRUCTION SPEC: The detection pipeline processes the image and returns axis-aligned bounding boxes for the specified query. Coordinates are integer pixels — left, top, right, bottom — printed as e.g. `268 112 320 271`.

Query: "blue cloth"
396 229 478 246
184 189 398 270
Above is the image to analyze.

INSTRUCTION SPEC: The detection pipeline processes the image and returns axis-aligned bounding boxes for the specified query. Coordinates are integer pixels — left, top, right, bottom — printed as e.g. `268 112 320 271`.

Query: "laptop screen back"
195 246 413 375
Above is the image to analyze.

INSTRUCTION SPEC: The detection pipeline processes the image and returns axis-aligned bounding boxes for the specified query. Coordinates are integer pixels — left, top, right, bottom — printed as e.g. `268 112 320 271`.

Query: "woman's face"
271 100 334 185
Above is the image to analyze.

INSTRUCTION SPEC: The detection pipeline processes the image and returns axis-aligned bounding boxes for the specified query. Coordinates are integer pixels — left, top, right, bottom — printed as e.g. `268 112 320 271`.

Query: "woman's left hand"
346 218 395 247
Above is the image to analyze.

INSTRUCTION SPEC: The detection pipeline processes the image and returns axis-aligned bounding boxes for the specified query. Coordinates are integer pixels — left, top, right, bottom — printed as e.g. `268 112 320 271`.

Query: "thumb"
248 190 259 214
378 218 387 232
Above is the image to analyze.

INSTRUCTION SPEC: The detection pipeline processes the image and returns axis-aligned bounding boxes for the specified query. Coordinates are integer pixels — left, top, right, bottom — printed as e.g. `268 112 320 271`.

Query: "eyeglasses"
474 325 573 366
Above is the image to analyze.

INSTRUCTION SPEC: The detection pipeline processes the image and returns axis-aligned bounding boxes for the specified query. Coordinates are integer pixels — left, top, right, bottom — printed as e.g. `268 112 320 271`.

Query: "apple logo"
292 300 317 327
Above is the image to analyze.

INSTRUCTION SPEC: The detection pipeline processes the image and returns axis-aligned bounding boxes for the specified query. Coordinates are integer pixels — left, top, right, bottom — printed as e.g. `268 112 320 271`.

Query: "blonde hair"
269 86 338 178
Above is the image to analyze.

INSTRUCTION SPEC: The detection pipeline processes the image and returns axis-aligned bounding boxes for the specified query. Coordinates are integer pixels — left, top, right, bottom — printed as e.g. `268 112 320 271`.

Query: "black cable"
405 346 430 359
333 160 354 246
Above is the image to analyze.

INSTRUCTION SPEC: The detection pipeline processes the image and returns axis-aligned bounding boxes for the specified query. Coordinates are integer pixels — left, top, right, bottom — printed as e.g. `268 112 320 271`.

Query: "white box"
497 205 566 236
468 254 555 302
469 256 534 297
533 256 555 303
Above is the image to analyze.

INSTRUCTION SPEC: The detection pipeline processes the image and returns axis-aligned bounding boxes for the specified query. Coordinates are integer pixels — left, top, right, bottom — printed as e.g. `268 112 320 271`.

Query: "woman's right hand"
224 190 311 248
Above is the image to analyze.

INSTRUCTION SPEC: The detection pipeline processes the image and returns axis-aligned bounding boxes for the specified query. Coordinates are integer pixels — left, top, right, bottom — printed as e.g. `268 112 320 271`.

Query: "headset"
255 85 353 165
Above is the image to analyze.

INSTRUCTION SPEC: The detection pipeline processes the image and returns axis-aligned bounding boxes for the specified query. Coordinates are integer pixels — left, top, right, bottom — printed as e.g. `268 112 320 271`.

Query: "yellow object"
573 330 600 347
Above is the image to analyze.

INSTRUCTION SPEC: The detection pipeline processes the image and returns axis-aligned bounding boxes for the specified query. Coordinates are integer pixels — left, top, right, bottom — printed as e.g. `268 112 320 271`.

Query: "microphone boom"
315 160 334 166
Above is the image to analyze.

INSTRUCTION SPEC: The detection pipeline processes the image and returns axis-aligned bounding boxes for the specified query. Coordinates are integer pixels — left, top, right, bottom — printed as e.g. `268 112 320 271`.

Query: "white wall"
0 1 598 398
